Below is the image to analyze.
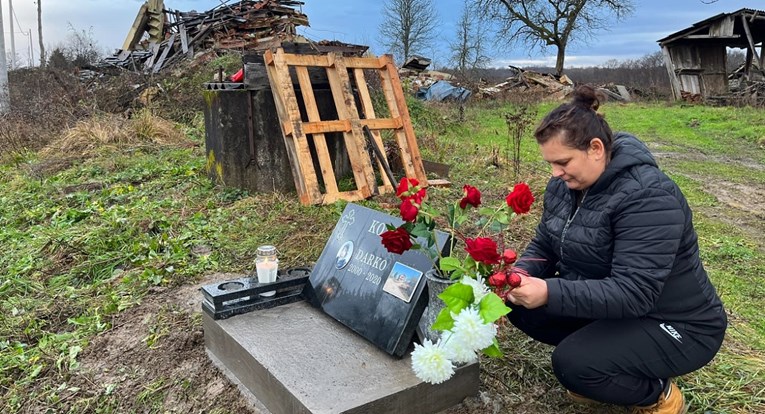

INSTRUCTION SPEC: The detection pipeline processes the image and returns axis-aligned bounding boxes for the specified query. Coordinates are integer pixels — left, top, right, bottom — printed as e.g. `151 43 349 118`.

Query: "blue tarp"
415 80 472 102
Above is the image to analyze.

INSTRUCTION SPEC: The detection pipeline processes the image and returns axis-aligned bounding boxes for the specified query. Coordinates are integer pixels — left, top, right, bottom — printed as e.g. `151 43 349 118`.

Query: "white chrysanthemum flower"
451 306 497 351
460 275 489 303
411 339 455 384
442 333 479 364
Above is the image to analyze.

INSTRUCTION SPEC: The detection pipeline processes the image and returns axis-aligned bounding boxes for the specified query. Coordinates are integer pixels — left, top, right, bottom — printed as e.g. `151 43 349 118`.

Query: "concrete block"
204 300 479 414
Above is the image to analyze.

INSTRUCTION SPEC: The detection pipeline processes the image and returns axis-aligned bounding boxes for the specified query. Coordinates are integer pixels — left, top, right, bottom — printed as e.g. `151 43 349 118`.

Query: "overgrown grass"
1 99 764 413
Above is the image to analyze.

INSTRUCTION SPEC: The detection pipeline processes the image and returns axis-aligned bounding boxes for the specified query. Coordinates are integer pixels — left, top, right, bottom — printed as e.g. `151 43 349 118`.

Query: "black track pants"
508 306 725 406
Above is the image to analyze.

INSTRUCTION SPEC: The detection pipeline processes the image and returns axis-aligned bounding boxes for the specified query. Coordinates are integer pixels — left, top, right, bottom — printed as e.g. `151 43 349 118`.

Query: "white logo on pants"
659 323 683 343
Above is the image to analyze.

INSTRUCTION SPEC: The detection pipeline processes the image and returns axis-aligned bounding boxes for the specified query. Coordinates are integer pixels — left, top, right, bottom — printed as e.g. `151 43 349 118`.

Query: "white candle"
256 260 278 297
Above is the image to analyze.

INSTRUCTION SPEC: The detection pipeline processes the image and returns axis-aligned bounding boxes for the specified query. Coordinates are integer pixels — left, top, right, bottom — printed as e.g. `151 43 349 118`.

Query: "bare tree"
378 0 439 65
449 3 491 77
37 0 45 67
478 0 634 76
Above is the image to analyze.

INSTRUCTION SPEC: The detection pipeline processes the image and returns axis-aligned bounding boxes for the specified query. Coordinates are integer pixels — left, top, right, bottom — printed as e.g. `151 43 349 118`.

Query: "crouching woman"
507 85 727 414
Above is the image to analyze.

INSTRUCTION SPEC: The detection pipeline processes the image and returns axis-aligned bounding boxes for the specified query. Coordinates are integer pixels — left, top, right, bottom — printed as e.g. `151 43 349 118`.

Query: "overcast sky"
3 0 760 68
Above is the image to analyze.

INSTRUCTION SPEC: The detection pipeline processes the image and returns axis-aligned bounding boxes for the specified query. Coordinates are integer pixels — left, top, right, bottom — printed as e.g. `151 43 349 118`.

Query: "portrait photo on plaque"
382 262 423 303
335 240 354 270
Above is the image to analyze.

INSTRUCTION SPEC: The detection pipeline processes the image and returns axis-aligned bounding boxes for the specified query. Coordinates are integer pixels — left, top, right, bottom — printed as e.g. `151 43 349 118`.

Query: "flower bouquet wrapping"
380 178 535 384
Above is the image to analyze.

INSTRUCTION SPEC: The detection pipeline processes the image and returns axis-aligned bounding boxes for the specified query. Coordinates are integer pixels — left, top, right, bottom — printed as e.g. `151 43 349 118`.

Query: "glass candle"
255 245 278 297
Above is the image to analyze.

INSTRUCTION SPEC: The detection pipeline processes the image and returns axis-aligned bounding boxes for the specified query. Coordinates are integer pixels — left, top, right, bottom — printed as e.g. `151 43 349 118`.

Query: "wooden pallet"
264 48 428 205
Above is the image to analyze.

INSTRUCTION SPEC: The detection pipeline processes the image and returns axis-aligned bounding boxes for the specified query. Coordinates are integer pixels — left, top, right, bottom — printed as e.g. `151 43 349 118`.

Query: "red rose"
506 182 535 214
400 198 419 222
465 237 501 265
459 185 481 209
380 228 413 254
507 272 522 288
502 249 517 264
396 177 419 199
488 271 507 287
411 187 427 204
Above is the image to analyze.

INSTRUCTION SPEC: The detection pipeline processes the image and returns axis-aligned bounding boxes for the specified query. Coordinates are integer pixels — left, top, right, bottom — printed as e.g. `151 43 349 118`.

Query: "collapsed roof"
102 0 309 72
657 8 765 104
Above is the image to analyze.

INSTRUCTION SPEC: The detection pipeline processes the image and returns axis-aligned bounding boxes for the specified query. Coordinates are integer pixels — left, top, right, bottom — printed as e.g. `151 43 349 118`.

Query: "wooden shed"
657 8 765 101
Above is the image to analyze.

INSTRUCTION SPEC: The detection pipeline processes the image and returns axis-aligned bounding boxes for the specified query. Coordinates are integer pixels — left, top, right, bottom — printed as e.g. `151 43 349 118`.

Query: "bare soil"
58 274 256 413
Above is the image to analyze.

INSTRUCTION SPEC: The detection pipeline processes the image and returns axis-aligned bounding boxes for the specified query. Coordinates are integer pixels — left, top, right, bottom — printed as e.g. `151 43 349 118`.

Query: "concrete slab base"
203 300 479 414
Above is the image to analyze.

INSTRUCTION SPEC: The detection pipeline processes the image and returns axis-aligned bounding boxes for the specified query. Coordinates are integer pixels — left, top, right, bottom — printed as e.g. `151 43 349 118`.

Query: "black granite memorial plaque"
304 203 450 358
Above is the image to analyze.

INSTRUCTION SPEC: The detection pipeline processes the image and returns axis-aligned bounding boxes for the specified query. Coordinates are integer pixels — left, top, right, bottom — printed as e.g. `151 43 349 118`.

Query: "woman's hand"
506 276 549 309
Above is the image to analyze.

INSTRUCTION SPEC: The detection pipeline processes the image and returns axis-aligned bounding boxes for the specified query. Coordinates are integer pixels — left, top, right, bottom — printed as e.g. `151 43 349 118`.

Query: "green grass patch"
670 159 765 185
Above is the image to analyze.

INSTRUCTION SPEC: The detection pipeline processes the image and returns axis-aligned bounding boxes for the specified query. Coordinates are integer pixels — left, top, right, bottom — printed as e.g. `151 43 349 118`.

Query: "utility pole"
36 0 44 67
0 1 10 113
9 0 15 68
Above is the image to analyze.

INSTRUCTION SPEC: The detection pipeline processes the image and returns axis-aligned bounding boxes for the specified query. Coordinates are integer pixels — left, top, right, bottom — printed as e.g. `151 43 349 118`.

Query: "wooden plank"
272 49 324 204
741 15 765 76
179 23 189 54
293 120 349 135
661 46 682 100
322 190 368 205
153 33 176 73
144 42 161 72
295 66 340 196
282 54 332 67
343 57 387 70
377 62 417 182
264 49 319 205
363 118 403 130
286 118 402 135
353 68 394 193
685 35 740 39
324 54 374 199
378 55 427 184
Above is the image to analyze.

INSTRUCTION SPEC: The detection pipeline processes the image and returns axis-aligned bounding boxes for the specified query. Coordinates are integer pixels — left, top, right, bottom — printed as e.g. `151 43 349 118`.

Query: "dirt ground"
63 274 256 413
51 148 763 414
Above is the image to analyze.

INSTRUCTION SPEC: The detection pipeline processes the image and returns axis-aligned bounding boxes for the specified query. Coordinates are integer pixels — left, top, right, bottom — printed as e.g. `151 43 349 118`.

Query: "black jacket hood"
590 133 657 195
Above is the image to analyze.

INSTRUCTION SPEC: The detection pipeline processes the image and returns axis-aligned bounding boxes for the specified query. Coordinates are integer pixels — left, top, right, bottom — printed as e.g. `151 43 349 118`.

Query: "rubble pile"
397 56 454 92
477 66 574 100
102 0 308 73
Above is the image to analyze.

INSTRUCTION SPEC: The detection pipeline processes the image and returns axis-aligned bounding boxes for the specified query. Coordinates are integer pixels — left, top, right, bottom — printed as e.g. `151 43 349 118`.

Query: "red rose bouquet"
380 177 535 384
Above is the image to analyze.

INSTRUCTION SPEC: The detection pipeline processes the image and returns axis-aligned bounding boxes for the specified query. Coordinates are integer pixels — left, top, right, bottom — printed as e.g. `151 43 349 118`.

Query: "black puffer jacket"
518 133 726 334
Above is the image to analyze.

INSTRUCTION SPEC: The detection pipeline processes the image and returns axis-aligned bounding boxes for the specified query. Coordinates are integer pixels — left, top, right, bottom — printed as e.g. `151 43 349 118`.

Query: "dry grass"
40 110 189 158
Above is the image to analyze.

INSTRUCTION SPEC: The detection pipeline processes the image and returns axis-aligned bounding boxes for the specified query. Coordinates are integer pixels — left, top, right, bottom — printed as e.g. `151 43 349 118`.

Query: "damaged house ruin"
658 8 765 105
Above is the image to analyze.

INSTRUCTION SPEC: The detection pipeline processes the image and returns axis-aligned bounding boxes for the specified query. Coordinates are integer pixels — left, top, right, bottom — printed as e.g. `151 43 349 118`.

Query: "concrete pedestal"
203 300 479 414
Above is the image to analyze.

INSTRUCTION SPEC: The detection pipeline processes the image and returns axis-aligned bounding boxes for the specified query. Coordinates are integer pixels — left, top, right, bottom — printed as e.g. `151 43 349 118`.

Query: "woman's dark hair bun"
571 85 606 111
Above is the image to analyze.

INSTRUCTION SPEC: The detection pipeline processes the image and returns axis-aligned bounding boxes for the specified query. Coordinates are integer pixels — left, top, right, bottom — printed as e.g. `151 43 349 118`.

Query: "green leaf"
385 223 397 231
431 307 455 331
411 222 430 238
496 212 510 225
438 256 462 271
489 220 504 233
449 268 465 280
463 256 477 271
478 293 511 323
438 283 473 313
482 340 503 358
478 207 494 216
447 204 456 226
